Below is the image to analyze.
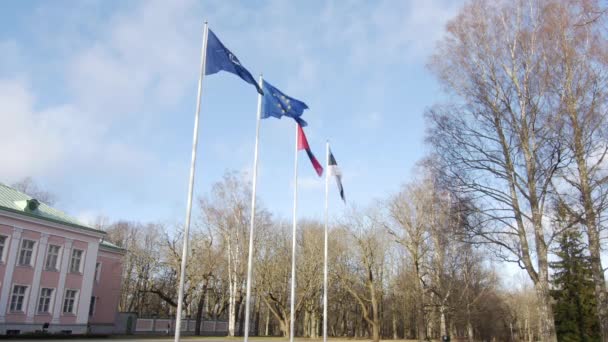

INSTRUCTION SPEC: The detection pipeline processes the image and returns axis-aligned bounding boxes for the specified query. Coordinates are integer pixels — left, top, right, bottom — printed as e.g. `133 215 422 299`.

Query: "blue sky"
0 0 465 227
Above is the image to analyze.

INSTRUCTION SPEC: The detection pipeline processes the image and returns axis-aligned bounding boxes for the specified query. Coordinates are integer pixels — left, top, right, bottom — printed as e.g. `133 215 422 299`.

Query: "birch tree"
199 171 271 336
542 1 608 337
427 1 568 339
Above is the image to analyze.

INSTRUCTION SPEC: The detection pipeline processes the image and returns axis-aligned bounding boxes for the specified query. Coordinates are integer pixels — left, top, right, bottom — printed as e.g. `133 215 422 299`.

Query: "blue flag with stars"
205 29 263 95
261 80 308 127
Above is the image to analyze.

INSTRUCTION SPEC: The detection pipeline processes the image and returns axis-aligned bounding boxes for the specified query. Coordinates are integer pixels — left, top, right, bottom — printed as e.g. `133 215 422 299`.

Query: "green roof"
100 239 126 253
0 182 105 235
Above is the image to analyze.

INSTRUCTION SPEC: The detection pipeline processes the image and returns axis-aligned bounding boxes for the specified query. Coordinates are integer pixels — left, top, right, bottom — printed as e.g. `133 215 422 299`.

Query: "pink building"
0 183 125 335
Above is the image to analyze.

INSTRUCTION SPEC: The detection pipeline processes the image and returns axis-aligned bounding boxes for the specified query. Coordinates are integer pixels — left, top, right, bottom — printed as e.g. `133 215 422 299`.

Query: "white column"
76 241 99 324
52 239 72 324
26 233 49 322
0 227 23 323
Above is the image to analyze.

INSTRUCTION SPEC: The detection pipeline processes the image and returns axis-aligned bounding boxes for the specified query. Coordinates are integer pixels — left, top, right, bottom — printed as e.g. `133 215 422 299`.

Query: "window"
94 262 101 282
69 249 83 273
18 239 35 266
45 245 61 270
89 296 97 316
63 289 78 314
0 235 6 262
10 285 27 312
38 288 54 313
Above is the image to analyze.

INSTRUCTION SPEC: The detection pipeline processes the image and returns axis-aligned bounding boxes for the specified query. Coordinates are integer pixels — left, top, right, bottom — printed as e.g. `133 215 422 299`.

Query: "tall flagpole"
323 140 330 342
174 21 208 342
243 75 264 342
289 122 299 342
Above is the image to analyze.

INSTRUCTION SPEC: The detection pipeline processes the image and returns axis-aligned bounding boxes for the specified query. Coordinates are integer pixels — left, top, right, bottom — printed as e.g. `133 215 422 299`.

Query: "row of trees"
98 171 532 341
425 0 608 340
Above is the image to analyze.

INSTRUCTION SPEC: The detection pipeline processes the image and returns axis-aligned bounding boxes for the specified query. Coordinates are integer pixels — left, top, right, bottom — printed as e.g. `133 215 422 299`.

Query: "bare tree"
336 208 387 342
385 182 431 341
426 1 574 339
199 171 271 336
11 177 56 205
542 1 608 337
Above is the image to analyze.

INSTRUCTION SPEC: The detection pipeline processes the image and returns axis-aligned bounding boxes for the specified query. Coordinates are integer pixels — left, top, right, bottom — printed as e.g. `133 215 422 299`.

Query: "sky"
0 0 465 227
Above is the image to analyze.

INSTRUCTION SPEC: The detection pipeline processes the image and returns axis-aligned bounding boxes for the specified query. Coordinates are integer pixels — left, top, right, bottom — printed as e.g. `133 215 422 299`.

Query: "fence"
133 318 228 335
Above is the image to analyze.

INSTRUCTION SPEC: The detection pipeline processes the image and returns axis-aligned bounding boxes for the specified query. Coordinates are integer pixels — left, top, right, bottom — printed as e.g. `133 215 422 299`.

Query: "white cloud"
0 79 68 182
67 0 201 116
320 0 463 66
0 77 154 185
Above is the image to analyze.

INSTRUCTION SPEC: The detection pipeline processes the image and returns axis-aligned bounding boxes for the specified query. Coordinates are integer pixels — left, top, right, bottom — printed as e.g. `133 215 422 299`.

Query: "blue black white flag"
328 148 345 202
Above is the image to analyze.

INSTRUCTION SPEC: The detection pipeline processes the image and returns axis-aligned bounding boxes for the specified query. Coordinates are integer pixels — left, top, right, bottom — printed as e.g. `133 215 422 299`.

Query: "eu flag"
261 80 308 127
206 29 263 95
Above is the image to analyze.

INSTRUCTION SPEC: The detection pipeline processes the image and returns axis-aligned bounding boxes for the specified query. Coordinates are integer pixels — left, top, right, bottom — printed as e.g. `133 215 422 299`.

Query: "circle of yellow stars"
273 93 292 114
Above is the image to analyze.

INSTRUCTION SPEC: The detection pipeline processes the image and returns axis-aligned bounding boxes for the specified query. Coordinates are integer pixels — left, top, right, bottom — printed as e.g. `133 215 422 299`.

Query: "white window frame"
45 245 61 271
9 284 29 313
0 235 8 263
18 239 36 266
0 234 11 264
37 287 54 314
69 249 84 274
62 289 78 314
94 262 102 283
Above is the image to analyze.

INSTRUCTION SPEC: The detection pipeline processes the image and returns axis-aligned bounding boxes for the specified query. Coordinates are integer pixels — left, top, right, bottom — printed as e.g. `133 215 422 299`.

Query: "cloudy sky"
0 0 465 226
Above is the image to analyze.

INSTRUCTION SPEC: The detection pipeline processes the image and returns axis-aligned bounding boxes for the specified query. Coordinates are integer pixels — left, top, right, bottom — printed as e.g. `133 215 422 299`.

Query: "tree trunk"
439 305 447 339
534 279 556 342
280 318 289 337
237 293 245 336
392 307 398 339
466 304 473 342
304 309 310 337
311 310 319 339
254 296 260 336
570 115 608 340
265 306 270 336
194 284 208 336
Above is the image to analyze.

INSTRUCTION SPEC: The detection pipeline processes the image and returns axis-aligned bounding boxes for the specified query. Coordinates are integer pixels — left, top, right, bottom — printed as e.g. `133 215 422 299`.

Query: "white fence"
134 318 228 335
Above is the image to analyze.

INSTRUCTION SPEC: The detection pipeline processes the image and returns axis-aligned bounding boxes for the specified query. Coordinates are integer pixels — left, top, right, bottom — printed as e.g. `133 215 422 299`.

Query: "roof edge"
0 206 106 236
100 241 127 254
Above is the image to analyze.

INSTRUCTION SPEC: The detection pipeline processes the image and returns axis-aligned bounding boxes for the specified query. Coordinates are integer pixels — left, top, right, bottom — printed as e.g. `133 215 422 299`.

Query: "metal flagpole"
174 21 208 342
289 122 299 342
323 140 329 342
243 75 264 342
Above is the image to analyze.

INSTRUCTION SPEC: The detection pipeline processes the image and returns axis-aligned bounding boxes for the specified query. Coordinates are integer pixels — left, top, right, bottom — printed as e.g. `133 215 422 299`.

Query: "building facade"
0 183 125 335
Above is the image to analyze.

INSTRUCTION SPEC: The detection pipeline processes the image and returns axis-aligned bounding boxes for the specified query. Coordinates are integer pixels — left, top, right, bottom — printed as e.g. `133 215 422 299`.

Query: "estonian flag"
297 124 323 177
328 148 345 202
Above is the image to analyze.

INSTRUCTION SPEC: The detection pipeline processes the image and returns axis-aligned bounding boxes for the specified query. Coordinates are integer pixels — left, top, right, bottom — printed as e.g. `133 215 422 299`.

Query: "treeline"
100 171 515 341
95 0 608 341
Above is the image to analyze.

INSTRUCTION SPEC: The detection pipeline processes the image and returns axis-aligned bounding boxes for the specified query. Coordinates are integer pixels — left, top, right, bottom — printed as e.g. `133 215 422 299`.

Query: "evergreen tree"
551 228 601 342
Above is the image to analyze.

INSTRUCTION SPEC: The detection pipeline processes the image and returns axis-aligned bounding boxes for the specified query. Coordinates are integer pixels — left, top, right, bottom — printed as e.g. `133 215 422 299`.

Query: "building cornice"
0 208 106 239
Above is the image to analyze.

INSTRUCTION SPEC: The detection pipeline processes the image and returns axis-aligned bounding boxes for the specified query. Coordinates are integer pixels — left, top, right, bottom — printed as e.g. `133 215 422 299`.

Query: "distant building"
0 183 125 335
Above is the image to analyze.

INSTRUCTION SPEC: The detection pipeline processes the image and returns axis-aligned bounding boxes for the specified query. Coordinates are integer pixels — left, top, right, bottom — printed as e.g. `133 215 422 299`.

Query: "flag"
205 29 263 95
262 80 308 127
328 148 345 202
297 124 323 177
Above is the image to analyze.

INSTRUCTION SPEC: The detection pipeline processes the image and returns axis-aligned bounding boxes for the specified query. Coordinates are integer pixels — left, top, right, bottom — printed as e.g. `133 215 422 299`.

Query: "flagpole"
289 122 299 342
243 74 264 342
323 140 329 342
174 21 208 342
